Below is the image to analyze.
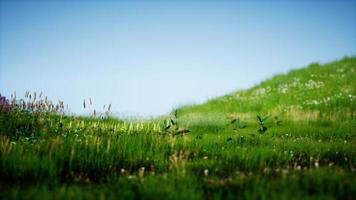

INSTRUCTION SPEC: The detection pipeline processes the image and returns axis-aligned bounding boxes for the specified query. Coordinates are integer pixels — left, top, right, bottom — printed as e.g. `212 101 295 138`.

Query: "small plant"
161 109 190 137
257 114 269 134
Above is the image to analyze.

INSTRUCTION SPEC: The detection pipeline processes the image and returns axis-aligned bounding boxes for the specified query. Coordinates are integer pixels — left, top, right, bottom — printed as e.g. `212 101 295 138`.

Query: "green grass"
0 57 355 199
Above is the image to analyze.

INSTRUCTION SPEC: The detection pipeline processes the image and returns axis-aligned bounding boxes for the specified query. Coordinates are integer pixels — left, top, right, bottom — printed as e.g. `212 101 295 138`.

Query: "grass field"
0 57 355 199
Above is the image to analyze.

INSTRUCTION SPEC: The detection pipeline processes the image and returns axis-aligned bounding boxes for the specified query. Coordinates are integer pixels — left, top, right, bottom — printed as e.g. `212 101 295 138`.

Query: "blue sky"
1 0 355 116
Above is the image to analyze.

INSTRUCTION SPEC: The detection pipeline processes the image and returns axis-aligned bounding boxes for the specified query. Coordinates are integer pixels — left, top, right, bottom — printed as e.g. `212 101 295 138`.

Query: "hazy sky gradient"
1 0 356 116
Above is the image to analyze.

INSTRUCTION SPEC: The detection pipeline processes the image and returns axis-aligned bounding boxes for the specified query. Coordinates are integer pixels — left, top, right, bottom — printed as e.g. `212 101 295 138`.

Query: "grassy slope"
176 57 356 137
179 57 355 117
0 57 355 200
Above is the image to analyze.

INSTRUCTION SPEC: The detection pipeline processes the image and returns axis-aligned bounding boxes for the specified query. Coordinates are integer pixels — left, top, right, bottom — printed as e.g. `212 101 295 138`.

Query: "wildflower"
278 84 289 94
254 87 271 96
204 169 209 176
139 167 145 178
305 80 324 89
314 161 319 168
291 77 301 87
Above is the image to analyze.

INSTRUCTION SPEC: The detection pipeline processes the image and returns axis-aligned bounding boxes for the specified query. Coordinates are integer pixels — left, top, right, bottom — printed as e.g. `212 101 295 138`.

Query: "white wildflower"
278 84 289 94
305 80 324 89
291 77 301 87
204 169 209 176
254 87 271 96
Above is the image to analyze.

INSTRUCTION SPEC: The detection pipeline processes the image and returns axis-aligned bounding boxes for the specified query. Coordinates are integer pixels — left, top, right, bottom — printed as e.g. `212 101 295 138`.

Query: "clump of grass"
0 91 68 139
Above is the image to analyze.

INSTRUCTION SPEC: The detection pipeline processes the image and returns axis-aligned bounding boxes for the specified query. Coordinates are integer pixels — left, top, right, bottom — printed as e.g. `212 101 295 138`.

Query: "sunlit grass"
0 57 355 199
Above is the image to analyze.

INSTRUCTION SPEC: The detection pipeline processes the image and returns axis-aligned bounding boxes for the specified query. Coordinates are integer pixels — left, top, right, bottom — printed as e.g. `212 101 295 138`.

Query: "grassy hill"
179 57 355 117
175 57 355 135
0 57 355 199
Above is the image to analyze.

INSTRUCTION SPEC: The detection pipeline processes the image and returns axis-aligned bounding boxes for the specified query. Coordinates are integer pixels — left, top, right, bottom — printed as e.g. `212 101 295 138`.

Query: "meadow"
0 57 355 199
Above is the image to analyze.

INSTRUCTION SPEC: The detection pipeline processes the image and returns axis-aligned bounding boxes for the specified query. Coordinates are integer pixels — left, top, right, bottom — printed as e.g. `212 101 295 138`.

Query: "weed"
161 109 190 136
257 114 269 133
